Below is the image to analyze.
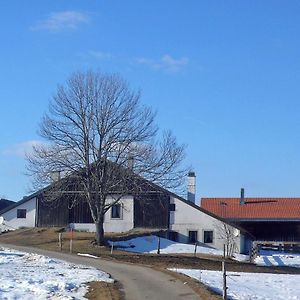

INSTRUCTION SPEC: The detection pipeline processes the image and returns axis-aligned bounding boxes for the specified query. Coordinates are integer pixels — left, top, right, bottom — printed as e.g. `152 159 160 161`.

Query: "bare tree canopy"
27 70 187 244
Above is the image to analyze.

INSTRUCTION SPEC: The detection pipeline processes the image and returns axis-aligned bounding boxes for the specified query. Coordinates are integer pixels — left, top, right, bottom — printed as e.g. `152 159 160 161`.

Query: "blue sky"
1 1 300 202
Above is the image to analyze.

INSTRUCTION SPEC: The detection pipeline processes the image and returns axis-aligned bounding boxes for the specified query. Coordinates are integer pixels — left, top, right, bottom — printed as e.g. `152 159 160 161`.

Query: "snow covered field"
0 247 113 300
255 250 300 268
110 235 221 254
109 235 248 261
171 268 300 300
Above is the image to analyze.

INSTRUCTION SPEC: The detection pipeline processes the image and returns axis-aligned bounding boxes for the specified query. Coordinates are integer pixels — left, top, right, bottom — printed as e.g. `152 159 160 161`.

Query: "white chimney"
128 154 134 170
187 171 196 204
50 171 61 182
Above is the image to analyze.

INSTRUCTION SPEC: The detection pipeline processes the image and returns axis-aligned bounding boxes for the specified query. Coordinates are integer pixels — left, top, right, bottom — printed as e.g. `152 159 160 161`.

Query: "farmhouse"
201 189 300 243
0 175 252 254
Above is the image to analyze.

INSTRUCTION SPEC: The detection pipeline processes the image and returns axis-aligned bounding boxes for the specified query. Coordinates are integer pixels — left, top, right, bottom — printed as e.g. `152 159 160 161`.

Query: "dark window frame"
17 209 27 219
203 230 214 243
188 230 198 244
111 204 122 219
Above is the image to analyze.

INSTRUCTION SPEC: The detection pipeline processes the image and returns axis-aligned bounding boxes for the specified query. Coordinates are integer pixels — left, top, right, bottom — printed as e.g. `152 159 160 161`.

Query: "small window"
169 203 176 211
17 209 27 219
188 230 198 244
203 230 213 243
111 204 121 219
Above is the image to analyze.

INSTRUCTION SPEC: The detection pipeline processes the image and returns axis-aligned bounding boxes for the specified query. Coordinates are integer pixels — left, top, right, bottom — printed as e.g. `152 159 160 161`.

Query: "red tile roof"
201 198 300 219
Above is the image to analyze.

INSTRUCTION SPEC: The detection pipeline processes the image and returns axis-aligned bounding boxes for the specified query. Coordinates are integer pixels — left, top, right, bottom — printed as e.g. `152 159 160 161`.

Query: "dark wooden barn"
35 190 170 230
32 160 172 230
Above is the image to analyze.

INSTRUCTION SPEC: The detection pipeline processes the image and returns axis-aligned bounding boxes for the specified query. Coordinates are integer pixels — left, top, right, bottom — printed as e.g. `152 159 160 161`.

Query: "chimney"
128 155 134 170
50 171 61 182
187 171 196 204
240 188 245 205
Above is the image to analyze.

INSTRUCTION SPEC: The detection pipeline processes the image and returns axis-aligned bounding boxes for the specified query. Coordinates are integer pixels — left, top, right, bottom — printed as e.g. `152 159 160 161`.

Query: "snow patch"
77 253 99 259
171 268 300 300
0 247 113 299
108 235 249 261
255 250 300 268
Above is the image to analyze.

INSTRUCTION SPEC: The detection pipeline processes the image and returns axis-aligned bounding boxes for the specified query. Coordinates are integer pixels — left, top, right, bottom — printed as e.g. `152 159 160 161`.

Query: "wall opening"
188 230 198 243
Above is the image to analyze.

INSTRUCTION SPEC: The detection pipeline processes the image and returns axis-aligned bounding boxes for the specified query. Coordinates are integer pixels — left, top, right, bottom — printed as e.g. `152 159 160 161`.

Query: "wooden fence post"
58 233 62 251
194 242 197 257
157 236 161 255
222 260 227 300
69 228 74 253
111 241 114 254
70 238 73 253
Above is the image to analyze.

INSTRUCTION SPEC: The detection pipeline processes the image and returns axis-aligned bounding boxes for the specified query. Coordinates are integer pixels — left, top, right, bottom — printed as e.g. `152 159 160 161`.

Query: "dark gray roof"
0 198 15 211
0 191 42 215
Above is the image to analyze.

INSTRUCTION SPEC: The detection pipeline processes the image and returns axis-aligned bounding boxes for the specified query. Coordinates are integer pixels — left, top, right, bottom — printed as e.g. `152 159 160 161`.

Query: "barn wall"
69 199 93 224
37 197 69 227
0 197 36 231
170 196 242 253
133 194 169 229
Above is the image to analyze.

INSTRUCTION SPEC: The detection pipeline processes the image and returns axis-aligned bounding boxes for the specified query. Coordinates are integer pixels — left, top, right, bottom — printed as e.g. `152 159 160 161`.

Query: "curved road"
0 244 200 300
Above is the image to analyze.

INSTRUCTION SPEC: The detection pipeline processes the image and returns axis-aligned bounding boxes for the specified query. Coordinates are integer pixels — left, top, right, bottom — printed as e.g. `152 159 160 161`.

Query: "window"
17 209 26 219
188 230 198 244
203 230 213 243
169 203 176 211
111 204 121 219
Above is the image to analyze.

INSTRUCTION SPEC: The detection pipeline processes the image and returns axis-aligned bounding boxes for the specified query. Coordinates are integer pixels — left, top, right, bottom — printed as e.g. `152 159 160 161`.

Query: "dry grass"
85 281 124 300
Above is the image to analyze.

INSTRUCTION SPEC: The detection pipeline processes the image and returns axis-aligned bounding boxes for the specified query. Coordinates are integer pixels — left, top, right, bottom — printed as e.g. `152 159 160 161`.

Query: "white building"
0 197 37 231
0 192 252 254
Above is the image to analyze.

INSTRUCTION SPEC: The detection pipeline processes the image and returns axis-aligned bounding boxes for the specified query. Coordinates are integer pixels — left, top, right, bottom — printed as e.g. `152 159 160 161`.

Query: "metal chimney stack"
240 188 245 205
187 171 196 204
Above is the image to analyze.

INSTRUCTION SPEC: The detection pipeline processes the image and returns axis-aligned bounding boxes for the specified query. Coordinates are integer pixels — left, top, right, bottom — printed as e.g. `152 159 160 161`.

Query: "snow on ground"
171 268 300 300
77 253 100 259
255 250 300 268
0 247 113 300
108 235 248 261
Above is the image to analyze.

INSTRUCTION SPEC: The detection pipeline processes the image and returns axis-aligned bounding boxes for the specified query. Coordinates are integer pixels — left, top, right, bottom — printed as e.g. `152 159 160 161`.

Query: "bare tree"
216 222 239 257
27 70 186 245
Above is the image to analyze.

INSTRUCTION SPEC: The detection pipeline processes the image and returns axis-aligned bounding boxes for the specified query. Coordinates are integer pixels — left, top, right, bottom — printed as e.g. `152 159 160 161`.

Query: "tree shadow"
262 256 273 266
272 255 285 266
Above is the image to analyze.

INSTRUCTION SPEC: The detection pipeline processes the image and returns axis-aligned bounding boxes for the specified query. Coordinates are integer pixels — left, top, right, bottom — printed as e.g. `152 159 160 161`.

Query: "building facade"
0 186 251 253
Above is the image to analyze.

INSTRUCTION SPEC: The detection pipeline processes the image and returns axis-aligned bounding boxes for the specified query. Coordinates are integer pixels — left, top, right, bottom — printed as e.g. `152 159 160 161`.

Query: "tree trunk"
95 219 105 245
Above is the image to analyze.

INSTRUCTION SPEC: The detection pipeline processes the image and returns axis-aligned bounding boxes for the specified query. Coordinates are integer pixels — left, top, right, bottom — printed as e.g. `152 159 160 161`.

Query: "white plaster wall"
0 198 37 231
170 196 241 252
73 195 134 233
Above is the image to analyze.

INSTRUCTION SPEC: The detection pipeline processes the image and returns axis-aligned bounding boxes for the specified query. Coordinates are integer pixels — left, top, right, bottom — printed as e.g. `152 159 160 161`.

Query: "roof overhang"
227 218 300 222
